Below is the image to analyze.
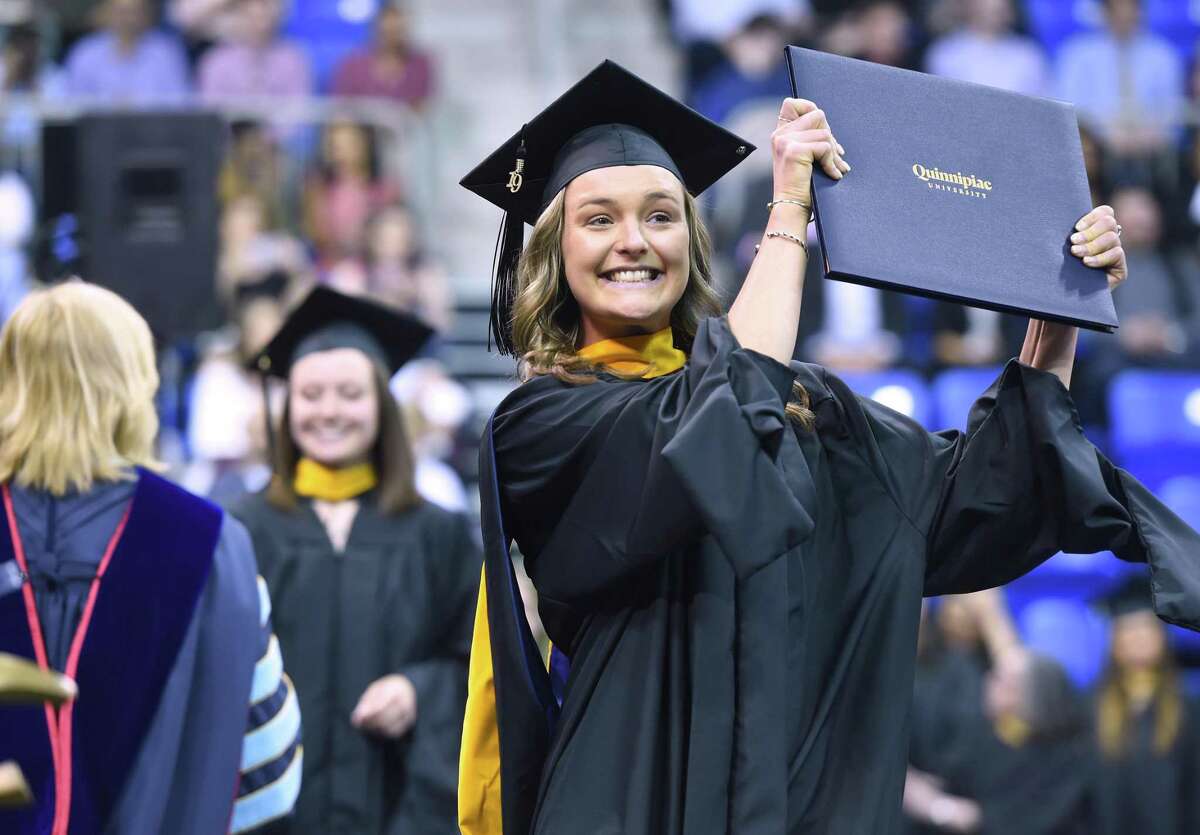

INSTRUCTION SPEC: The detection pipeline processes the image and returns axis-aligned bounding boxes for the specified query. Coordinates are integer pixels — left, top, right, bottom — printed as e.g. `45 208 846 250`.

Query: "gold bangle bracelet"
766 198 811 214
754 230 808 256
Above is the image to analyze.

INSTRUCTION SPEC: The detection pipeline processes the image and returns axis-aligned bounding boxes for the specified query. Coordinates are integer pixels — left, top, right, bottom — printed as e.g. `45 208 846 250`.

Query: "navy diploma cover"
786 45 1118 333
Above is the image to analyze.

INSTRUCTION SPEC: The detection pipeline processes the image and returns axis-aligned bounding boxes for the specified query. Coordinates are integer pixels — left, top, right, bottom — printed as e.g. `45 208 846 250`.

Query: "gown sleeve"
495 316 815 604
860 358 1200 629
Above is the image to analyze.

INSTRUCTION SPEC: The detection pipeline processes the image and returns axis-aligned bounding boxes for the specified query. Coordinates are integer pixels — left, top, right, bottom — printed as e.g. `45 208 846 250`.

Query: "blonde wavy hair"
0 281 162 495
509 186 813 427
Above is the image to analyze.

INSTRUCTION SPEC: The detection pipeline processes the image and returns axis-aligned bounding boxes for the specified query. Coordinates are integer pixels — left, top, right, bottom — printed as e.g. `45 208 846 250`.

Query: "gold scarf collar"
293 457 378 502
576 327 686 379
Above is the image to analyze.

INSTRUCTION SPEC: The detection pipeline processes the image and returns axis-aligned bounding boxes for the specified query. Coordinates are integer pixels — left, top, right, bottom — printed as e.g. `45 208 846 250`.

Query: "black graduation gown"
908 646 986 777
1091 695 1200 835
231 492 480 835
482 316 1200 835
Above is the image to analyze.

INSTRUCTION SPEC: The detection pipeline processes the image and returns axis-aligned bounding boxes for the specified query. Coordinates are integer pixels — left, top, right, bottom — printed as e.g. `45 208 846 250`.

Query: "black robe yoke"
232 494 480 835
486 317 1200 835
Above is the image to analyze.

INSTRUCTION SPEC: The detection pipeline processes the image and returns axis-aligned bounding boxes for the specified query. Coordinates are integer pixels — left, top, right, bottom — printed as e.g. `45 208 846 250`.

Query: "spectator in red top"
330 3 435 111
303 120 402 265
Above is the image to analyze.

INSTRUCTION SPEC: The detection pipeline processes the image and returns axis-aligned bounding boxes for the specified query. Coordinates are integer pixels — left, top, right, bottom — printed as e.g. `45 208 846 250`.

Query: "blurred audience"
930 301 1025 369
1091 575 1200 835
62 0 190 105
362 202 452 330
217 193 311 311
925 0 1048 95
1104 186 1197 364
302 119 401 265
690 13 792 125
217 119 289 229
197 0 313 102
168 0 242 46
821 0 920 70
1055 0 1184 157
0 24 65 97
180 325 274 505
668 0 809 92
0 171 34 323
392 359 472 512
330 2 436 111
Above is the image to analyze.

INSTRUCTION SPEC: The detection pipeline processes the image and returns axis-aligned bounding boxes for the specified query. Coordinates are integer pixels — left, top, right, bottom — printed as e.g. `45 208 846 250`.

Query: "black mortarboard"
253 285 433 379
1099 573 1156 619
460 59 755 354
251 286 434 470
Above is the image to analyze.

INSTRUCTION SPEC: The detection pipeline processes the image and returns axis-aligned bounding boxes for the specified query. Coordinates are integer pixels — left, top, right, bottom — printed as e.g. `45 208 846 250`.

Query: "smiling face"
560 165 691 346
288 348 380 469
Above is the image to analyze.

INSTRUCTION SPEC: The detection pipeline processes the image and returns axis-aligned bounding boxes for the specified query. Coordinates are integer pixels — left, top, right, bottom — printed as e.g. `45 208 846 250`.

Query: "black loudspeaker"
72 112 225 342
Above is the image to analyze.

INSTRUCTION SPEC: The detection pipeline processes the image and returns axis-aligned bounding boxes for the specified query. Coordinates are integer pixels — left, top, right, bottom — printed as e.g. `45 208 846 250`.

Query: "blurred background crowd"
1 0 1199 831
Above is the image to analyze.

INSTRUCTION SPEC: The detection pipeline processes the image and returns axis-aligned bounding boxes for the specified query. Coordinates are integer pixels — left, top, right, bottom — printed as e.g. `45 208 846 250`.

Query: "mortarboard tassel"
488 135 527 356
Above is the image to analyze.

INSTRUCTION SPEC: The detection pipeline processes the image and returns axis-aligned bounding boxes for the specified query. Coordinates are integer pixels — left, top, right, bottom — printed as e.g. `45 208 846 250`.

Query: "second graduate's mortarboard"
1099 573 1157 619
250 286 434 466
252 285 433 380
460 59 756 355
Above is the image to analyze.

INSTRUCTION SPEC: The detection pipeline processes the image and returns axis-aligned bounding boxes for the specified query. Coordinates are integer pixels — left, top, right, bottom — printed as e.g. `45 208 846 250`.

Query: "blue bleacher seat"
1108 370 1200 490
931 366 1004 431
835 368 933 428
282 0 376 91
1016 596 1109 689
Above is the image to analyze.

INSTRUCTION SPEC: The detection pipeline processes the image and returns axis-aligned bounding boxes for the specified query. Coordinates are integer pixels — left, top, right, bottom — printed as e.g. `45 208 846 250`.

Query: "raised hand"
1070 204 1126 291
771 98 850 211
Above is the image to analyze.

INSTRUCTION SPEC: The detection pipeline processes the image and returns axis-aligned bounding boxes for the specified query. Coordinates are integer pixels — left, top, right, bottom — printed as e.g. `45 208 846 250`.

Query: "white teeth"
606 269 658 282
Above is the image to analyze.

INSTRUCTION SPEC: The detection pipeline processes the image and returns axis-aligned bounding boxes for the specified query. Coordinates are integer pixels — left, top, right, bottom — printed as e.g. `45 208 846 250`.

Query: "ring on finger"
1115 223 1122 238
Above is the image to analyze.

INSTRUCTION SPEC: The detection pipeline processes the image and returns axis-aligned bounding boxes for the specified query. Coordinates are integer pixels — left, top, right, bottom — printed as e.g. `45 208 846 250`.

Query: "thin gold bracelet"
766 198 811 214
754 230 808 256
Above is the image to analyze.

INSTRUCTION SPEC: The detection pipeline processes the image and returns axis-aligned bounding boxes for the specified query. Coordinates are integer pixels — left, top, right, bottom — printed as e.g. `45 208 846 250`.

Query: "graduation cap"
253 285 433 379
459 59 756 355
250 285 435 465
1098 573 1156 619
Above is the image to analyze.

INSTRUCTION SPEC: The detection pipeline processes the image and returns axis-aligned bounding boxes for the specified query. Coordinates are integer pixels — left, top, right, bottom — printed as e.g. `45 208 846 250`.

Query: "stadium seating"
835 368 934 428
930 366 1004 431
1108 370 1200 490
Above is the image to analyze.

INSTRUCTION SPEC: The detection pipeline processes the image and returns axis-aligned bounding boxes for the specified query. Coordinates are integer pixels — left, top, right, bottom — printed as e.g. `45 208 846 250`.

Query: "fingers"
1071 229 1119 258
777 97 818 123
1070 204 1127 289
773 116 849 179
351 677 418 737
1074 204 1114 232
351 681 387 726
1085 245 1123 271
1071 210 1118 247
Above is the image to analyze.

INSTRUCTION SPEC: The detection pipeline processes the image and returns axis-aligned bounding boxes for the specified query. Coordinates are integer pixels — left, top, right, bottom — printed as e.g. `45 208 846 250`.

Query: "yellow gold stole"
293 458 377 502
575 327 686 379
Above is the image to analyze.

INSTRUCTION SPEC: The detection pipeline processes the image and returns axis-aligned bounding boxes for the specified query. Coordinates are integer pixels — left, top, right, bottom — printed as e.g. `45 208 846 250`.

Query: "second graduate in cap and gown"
232 287 480 834
456 61 1200 835
1090 574 1200 835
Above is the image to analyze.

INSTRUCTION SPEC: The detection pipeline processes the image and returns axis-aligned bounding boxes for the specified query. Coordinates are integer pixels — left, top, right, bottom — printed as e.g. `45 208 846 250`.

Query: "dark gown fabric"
484 316 1200 835
908 645 986 775
1090 695 1200 835
936 711 1094 835
232 492 480 835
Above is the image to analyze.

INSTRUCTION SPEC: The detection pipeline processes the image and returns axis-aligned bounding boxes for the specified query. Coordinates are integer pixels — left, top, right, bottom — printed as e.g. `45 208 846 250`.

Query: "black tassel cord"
489 137 527 356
